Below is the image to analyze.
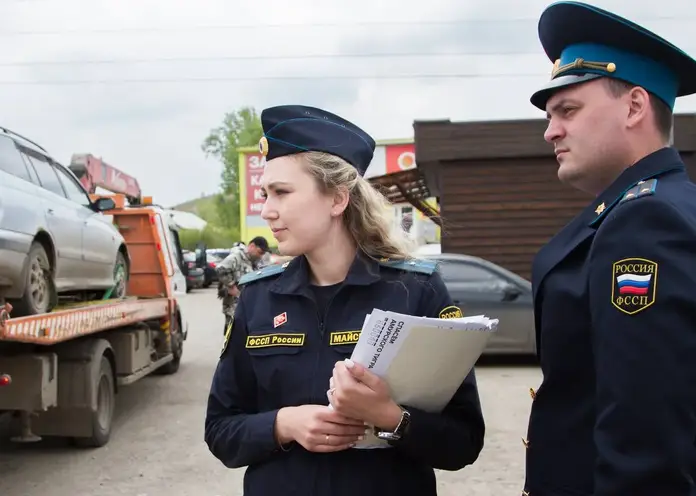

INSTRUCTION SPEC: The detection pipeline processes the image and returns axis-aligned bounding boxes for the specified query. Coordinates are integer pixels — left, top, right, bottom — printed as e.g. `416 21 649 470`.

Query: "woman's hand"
275 405 366 453
329 359 403 430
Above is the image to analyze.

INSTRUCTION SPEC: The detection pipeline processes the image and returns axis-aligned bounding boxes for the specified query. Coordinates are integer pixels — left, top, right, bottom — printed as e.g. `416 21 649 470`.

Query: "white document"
340 309 498 449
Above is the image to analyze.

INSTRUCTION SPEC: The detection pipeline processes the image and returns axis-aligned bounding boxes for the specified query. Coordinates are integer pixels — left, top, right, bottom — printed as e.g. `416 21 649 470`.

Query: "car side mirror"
92 197 116 212
501 283 522 302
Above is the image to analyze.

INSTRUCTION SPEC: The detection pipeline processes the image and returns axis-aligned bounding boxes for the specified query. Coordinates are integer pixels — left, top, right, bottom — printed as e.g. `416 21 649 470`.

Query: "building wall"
439 156 588 279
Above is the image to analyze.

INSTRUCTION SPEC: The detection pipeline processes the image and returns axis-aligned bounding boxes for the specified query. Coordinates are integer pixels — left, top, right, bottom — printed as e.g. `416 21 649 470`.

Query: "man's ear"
625 86 651 130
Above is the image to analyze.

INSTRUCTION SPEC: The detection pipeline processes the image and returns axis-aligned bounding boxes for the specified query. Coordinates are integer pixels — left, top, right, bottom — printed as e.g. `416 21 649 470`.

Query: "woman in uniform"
204 104 485 496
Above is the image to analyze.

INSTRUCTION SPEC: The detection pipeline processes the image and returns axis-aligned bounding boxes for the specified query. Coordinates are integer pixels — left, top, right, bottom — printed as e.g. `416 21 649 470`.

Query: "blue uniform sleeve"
204 296 282 468
588 197 696 495
391 270 486 471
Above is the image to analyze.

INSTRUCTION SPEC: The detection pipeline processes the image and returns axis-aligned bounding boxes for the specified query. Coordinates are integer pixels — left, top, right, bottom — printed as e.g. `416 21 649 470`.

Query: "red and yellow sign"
385 143 416 174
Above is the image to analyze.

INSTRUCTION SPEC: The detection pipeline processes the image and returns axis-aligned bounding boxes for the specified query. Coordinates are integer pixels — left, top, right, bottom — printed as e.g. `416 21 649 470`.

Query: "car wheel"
111 252 128 299
12 242 54 316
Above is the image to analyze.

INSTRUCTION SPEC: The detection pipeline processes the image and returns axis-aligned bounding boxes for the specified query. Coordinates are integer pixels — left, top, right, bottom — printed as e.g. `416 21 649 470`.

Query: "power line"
0 16 691 35
0 74 546 85
0 51 555 66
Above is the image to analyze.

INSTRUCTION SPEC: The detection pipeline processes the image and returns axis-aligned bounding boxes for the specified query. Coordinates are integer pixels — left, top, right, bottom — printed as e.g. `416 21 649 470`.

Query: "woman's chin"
276 240 301 257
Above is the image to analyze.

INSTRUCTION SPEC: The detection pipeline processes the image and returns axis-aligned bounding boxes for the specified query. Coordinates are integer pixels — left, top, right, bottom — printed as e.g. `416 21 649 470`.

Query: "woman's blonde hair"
299 151 416 261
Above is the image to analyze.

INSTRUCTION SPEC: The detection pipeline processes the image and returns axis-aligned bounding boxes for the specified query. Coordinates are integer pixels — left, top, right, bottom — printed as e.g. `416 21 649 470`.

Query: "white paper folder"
339 309 498 449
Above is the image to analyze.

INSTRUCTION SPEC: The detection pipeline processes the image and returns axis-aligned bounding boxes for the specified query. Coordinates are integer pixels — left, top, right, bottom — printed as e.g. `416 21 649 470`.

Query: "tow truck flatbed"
0 298 169 345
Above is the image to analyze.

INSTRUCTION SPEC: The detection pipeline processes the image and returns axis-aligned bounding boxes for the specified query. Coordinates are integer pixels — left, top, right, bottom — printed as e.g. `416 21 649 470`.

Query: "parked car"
0 128 129 316
182 251 205 292
421 252 536 355
203 253 222 288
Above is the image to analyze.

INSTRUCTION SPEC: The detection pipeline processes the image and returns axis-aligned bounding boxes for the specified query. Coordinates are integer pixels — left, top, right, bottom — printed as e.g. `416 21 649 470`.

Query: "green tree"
178 225 239 251
201 107 263 232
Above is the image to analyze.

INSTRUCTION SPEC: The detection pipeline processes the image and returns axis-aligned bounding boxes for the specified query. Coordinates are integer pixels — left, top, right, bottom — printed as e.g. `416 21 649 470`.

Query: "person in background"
523 2 696 495
204 104 485 496
215 236 269 334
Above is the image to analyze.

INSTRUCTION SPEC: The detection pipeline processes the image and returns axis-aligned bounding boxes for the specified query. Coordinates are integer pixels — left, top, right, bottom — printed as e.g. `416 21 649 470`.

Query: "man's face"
247 243 265 261
544 79 630 195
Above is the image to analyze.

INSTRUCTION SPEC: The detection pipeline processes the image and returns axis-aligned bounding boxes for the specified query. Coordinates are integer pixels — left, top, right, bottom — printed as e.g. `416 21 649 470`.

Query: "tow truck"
0 193 189 448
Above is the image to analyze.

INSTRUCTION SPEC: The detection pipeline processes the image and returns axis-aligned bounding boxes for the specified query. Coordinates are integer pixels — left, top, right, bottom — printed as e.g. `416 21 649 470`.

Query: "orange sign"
385 144 416 174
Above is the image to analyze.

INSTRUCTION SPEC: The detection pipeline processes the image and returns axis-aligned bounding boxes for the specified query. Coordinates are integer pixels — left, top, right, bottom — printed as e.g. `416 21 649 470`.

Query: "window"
437 261 498 283
0 136 31 181
53 165 91 207
22 151 66 197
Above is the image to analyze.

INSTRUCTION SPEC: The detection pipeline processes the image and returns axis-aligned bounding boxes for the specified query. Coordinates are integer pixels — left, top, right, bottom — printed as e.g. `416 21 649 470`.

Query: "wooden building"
406 114 696 280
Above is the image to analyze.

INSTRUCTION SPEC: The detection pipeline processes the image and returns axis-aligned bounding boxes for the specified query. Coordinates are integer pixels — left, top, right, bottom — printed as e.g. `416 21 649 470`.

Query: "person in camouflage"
216 236 269 333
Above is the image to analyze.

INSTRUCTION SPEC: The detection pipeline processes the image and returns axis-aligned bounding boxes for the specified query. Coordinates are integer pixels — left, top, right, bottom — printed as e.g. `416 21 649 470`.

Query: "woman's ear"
331 187 350 217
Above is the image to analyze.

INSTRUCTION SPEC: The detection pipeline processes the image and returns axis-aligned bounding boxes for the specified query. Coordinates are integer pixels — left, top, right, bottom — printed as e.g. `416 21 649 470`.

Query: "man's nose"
544 119 564 143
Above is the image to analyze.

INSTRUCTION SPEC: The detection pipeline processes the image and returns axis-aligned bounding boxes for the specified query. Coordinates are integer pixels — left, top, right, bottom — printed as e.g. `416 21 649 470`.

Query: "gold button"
522 492 530 496
522 438 529 448
529 387 536 400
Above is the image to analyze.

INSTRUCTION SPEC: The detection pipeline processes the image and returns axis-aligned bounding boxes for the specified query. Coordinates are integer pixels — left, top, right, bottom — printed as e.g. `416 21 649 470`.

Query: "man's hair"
248 236 269 252
603 78 673 143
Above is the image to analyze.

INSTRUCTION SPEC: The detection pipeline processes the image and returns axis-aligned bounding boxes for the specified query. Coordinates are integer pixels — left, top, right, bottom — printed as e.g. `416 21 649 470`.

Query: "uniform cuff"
251 409 282 453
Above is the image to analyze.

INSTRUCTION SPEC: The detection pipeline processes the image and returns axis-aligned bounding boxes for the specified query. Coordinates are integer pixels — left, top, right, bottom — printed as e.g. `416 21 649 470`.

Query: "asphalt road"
0 288 542 496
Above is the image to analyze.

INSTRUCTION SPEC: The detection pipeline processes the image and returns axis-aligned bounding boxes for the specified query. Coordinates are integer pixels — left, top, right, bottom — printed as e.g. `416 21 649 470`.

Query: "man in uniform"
216 236 269 333
523 2 696 495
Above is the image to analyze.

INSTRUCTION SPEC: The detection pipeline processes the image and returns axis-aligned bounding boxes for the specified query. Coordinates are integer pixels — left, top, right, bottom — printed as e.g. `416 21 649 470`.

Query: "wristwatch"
375 407 411 441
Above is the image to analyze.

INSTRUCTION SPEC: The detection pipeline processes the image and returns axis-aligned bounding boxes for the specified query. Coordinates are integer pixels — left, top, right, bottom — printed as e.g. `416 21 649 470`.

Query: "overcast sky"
2 0 695 207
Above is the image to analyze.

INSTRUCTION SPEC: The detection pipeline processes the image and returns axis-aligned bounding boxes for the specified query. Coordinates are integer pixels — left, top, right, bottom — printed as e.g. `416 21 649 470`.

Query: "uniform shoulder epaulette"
378 257 437 275
619 178 658 205
238 262 288 286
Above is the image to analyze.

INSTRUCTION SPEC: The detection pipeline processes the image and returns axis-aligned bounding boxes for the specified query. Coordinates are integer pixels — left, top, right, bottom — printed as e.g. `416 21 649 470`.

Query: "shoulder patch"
238 263 287 286
611 257 658 315
439 305 463 319
378 257 437 275
619 178 658 205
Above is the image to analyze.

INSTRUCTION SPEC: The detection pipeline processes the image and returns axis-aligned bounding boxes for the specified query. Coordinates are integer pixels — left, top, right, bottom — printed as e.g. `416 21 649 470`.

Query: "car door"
19 148 84 287
436 259 533 353
53 163 117 282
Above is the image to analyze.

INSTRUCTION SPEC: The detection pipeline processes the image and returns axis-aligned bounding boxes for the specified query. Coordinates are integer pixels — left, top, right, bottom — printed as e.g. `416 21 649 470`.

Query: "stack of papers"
335 309 498 449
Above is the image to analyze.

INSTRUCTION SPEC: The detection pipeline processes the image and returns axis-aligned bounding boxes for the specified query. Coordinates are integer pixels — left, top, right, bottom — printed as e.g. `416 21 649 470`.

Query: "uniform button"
529 387 536 399
522 438 529 448
522 491 530 496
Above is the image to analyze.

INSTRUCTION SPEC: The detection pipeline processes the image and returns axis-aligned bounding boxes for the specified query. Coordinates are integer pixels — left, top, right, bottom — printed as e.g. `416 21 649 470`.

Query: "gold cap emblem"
259 136 269 156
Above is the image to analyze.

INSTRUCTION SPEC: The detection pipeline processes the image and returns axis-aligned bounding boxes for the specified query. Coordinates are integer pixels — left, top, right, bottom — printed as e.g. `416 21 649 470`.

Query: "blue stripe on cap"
557 42 679 109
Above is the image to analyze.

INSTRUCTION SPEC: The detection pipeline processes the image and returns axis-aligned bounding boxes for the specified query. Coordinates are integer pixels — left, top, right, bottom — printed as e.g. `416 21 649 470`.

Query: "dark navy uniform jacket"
524 147 696 496
204 252 485 496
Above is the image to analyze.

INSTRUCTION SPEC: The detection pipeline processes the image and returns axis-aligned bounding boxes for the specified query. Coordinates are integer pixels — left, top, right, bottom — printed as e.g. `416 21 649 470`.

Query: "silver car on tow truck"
0 127 129 316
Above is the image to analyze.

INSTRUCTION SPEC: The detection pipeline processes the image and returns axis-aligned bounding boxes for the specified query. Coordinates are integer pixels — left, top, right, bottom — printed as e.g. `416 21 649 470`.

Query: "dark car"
182 251 204 292
422 252 536 355
203 253 223 288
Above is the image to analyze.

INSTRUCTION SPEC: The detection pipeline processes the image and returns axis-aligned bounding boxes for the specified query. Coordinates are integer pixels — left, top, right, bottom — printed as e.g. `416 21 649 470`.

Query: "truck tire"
10 242 54 316
73 355 115 448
